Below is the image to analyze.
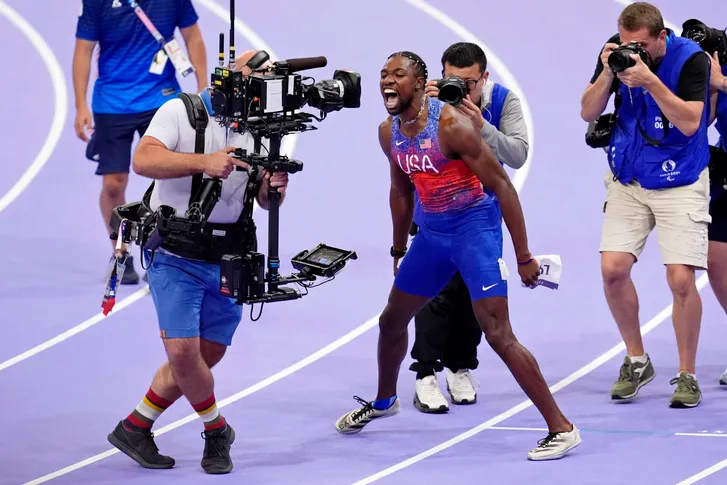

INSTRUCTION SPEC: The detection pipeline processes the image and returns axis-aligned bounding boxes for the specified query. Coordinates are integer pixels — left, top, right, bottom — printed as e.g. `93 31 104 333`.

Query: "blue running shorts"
145 250 243 346
395 201 507 301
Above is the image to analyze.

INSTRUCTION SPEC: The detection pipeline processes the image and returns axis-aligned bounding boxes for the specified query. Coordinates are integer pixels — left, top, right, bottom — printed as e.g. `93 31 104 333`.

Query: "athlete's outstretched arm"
379 120 414 252
440 107 531 263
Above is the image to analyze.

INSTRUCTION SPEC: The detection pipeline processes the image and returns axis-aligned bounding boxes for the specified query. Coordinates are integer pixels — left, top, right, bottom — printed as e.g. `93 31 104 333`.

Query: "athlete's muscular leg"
377 286 431 400
472 296 572 433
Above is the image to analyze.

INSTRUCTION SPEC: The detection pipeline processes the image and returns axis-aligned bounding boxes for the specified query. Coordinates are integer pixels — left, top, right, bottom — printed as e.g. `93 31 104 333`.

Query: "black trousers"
409 271 482 376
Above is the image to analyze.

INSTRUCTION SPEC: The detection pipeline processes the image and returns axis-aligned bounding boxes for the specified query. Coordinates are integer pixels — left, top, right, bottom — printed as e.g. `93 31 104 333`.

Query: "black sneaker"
201 424 236 474
120 255 140 285
107 421 175 469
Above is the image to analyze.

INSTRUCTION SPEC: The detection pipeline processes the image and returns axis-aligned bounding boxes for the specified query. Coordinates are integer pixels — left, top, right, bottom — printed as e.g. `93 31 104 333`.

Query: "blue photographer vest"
608 30 711 189
715 64 727 150
412 83 510 224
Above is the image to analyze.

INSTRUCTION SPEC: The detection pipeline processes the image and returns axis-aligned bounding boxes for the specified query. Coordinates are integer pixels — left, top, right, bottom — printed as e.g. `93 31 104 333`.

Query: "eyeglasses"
464 74 484 92
441 71 484 92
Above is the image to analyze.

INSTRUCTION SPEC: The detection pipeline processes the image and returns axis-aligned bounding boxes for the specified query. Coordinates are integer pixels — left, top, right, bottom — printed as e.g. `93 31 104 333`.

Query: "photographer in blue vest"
406 42 529 413
705 44 727 384
581 2 712 408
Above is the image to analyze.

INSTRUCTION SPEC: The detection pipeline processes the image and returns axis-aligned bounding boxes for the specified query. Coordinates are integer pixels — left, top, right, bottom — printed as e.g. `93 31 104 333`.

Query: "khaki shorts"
599 168 711 268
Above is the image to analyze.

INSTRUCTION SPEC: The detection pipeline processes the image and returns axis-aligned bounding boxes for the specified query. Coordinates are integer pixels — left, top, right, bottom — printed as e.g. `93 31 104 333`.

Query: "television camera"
105 0 360 317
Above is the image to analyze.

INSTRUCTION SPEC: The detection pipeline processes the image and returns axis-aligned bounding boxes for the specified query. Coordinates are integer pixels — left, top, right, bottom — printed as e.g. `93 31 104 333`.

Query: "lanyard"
127 0 165 44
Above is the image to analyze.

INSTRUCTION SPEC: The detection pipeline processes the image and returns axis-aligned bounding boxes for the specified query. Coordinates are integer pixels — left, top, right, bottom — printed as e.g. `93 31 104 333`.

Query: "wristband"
517 257 534 265
390 246 407 258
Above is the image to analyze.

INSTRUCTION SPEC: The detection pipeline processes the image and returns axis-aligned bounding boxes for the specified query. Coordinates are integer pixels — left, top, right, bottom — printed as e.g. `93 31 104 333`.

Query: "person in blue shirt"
73 0 207 284
581 2 712 408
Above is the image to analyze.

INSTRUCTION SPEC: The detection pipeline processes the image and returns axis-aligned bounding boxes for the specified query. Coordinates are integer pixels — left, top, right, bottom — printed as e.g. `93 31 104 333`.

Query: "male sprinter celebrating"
334 52 580 461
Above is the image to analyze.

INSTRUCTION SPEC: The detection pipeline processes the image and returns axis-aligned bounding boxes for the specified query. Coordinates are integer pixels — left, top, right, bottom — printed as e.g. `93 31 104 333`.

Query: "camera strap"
178 93 209 206
140 93 208 235
628 89 669 146
126 0 194 77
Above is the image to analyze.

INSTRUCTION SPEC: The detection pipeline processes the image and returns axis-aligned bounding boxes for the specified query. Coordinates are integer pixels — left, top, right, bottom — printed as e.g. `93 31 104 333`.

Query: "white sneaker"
414 375 449 413
445 368 479 404
527 424 581 461
719 368 727 385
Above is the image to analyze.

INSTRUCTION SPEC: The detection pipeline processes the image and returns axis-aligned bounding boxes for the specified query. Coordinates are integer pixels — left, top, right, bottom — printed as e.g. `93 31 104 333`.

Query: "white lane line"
0 286 150 372
22 314 381 484
0 0 68 214
489 426 727 438
675 460 727 485
0 0 297 372
402 0 535 196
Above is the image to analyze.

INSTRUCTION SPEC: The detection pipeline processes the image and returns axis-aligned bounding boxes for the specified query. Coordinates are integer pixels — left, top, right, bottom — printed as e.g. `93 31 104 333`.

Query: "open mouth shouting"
383 87 400 111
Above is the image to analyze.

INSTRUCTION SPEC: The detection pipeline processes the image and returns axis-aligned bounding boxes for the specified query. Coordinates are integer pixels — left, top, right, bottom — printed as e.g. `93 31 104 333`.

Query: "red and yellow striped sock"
124 388 175 431
192 394 226 431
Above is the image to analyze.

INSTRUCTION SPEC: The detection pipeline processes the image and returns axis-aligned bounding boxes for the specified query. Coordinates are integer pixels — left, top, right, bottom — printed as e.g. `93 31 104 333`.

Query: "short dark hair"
618 2 665 38
388 51 428 79
441 42 488 74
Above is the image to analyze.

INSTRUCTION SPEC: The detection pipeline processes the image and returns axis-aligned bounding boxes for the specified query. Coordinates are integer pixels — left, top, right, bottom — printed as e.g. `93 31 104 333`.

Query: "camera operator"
407 42 529 413
106 50 289 475
705 47 727 384
580 2 712 408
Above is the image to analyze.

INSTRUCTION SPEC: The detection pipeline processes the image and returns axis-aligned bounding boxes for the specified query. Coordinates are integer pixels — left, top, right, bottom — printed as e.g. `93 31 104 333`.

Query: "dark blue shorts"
395 201 507 301
145 251 243 346
86 109 158 175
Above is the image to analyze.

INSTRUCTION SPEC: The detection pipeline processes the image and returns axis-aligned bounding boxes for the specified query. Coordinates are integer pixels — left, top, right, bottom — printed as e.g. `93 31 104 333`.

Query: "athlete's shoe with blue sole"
335 396 400 434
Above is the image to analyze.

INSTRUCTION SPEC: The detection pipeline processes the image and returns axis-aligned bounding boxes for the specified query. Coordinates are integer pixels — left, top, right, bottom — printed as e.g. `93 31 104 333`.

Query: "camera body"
436 76 467 107
608 42 650 73
682 19 727 66
585 113 617 149
210 51 362 130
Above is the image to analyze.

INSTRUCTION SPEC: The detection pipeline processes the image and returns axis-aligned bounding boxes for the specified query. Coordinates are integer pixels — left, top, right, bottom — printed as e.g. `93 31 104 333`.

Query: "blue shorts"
86 109 157 175
145 251 243 346
395 201 507 301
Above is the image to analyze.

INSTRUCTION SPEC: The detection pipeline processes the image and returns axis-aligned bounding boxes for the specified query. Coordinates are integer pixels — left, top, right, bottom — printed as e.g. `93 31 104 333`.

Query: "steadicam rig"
219 129 357 309
106 0 360 319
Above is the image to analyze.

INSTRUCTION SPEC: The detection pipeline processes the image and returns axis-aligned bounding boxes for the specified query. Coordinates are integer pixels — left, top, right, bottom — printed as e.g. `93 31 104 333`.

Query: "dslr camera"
682 19 727 65
608 42 651 73
436 76 467 107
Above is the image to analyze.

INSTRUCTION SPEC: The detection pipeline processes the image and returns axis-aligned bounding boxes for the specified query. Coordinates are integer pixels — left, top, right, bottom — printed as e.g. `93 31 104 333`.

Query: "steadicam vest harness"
141 93 259 262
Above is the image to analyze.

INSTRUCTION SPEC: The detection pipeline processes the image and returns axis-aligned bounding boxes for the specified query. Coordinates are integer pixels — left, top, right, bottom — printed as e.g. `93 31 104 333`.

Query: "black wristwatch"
390 246 407 258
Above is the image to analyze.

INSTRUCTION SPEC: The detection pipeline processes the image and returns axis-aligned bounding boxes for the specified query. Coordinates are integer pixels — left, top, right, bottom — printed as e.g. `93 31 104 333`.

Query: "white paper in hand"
521 254 562 290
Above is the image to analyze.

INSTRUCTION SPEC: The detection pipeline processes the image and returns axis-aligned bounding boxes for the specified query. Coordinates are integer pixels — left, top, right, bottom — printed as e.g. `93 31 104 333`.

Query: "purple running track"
1 0 727 484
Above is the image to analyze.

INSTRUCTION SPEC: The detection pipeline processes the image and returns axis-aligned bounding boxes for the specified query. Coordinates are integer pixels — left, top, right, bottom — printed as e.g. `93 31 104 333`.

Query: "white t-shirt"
142 94 257 224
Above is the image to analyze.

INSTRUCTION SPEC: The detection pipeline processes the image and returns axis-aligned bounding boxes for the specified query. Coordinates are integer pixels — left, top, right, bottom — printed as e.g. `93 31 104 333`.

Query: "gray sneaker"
669 372 701 408
610 354 656 400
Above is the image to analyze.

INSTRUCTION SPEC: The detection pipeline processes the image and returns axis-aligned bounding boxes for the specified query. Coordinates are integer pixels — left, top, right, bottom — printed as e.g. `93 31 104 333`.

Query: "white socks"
628 354 648 364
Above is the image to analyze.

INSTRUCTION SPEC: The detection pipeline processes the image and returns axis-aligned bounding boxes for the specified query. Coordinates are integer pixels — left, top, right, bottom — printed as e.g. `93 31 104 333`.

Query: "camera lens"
436 77 466 107
608 48 635 73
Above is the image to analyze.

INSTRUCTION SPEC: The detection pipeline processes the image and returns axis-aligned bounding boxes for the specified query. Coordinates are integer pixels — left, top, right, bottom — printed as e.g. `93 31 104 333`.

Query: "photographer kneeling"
407 42 529 413
106 50 289 474
581 2 712 408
